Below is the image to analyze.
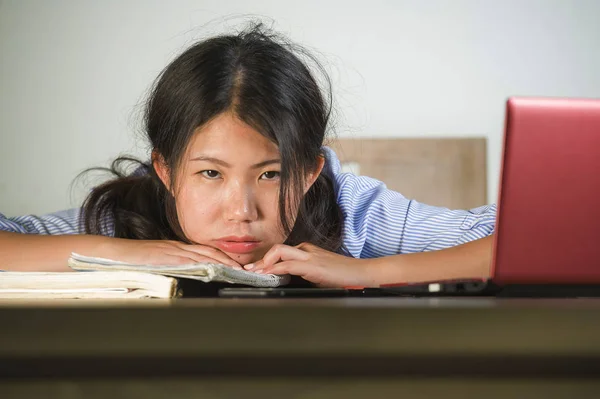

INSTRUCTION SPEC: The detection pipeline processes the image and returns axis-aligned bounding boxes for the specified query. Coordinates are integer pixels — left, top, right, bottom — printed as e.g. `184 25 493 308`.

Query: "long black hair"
82 24 345 253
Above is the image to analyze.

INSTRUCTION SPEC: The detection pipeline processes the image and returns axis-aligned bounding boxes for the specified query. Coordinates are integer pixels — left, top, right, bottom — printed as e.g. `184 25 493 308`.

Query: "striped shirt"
0 147 496 257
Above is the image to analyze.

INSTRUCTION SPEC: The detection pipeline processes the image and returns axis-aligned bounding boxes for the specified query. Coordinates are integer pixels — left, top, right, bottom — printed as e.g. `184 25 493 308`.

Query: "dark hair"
82 24 345 253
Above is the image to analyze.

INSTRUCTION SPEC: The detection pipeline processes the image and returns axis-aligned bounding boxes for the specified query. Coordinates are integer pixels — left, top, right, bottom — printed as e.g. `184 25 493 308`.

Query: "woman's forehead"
187 113 279 161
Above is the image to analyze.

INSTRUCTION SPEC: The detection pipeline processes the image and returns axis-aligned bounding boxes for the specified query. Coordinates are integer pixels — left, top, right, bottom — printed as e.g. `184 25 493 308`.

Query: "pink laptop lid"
492 97 600 284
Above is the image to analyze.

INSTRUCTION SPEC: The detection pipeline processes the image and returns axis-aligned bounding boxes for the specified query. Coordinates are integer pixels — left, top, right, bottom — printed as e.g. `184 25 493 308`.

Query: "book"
0 253 290 300
0 271 179 299
68 253 290 287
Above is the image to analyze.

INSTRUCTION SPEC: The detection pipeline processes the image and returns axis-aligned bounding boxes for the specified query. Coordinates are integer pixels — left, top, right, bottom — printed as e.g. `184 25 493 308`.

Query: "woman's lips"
213 238 261 254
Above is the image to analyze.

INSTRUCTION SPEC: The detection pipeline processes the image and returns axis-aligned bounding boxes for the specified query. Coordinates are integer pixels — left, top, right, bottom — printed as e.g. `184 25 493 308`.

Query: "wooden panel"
2 298 600 398
328 138 487 209
3 379 600 399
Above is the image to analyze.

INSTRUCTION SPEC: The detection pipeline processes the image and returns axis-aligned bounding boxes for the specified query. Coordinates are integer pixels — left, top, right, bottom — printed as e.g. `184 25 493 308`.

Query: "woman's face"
155 112 322 266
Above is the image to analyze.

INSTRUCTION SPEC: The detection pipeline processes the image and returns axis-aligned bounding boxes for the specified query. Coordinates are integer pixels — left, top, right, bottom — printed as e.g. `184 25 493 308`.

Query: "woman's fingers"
170 250 220 265
172 242 241 268
255 262 301 275
143 252 199 266
255 261 328 286
255 244 310 269
169 255 206 265
161 251 240 268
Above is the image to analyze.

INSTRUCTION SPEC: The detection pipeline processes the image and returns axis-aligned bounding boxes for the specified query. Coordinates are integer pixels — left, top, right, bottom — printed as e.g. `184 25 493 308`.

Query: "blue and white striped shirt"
0 147 496 257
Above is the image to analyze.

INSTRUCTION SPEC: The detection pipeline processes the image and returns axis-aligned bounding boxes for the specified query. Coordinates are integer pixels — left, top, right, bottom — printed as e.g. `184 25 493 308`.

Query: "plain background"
1 0 599 216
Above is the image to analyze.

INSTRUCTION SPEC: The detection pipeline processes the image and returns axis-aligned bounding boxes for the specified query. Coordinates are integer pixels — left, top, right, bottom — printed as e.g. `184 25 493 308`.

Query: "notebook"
67 253 290 287
0 253 290 299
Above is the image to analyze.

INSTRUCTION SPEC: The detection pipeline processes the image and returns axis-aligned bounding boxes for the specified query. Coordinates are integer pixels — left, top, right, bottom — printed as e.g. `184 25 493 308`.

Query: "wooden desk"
1 298 599 398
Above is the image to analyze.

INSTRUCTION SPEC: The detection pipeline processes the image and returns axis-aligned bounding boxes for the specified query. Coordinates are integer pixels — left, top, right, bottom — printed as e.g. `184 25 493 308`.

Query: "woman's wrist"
89 235 124 259
359 235 494 287
364 256 404 287
354 257 403 288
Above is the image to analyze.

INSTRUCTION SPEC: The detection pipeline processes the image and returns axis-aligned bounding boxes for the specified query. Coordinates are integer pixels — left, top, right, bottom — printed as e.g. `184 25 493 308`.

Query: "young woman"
0 25 496 288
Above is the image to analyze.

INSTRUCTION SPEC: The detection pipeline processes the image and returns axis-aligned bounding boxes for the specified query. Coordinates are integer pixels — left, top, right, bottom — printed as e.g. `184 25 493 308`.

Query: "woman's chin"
225 252 260 267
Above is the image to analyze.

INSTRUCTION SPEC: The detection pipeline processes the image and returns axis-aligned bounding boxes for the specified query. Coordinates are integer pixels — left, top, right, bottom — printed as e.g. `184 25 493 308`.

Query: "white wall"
1 0 599 216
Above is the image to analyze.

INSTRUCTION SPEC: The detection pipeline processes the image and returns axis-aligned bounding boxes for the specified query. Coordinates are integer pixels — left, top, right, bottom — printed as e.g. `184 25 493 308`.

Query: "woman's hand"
243 243 380 287
96 238 242 268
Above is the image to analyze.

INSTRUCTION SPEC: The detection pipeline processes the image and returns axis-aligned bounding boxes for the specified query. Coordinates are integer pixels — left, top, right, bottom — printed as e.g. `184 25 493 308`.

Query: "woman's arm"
0 209 106 271
0 231 112 272
370 234 493 286
0 231 243 272
0 209 242 272
245 235 494 288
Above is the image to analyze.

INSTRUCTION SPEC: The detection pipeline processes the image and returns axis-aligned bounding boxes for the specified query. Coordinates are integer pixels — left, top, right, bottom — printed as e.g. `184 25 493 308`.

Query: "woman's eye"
200 170 221 179
261 171 280 180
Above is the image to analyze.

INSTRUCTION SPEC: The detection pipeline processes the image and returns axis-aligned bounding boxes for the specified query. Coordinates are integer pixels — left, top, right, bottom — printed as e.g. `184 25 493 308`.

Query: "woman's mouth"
213 236 261 254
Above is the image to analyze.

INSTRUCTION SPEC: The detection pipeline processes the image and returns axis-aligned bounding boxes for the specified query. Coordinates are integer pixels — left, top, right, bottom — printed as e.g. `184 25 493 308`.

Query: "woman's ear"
152 150 171 192
304 155 326 194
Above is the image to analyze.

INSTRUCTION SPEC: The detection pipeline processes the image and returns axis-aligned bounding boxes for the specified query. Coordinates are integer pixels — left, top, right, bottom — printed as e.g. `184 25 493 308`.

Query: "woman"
0 25 496 287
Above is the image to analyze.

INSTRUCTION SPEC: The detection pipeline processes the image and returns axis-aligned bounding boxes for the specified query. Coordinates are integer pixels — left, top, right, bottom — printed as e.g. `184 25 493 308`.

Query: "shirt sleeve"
323 147 497 258
0 208 83 235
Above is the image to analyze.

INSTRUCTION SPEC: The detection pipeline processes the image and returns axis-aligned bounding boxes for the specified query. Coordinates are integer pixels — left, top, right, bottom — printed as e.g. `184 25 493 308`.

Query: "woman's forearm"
0 231 112 272
372 235 494 286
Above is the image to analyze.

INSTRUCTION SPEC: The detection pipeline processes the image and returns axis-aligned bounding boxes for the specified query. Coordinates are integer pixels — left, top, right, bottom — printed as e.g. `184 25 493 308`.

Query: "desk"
1 297 599 398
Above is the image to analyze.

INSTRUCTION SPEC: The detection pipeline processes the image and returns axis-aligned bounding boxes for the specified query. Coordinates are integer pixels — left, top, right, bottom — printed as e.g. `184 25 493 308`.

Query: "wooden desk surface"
1 298 599 398
1 297 599 358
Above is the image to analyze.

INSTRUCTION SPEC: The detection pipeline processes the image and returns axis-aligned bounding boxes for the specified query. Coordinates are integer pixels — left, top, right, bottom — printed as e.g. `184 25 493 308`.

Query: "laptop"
491 97 600 285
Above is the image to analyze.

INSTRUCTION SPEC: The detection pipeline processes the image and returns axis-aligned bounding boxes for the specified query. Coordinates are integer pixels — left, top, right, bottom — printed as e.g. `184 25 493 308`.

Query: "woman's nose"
223 183 259 222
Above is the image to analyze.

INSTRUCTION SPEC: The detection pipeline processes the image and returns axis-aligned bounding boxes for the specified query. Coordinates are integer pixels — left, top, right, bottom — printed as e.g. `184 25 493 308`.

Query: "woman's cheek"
175 185 217 238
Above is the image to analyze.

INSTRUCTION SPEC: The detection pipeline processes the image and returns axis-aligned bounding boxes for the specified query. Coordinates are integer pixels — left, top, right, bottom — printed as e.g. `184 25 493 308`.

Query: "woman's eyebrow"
251 159 280 169
189 156 280 169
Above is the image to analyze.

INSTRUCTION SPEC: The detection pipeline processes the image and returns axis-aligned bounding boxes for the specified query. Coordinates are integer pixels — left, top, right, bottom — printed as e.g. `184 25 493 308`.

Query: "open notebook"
0 253 290 299
68 253 289 287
